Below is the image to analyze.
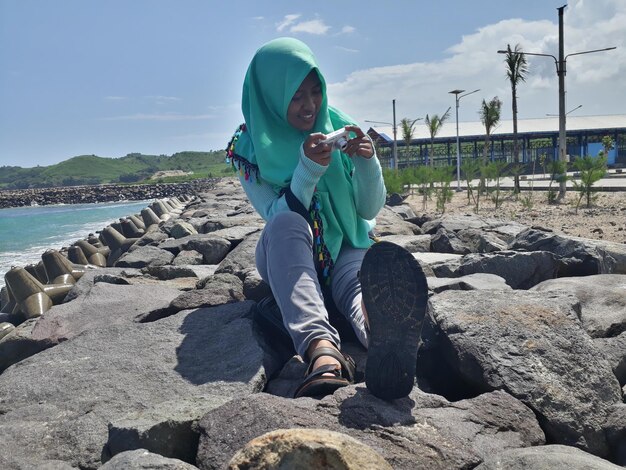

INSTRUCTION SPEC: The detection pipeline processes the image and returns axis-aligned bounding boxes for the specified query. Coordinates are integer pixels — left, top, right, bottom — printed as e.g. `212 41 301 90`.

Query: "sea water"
0 200 151 289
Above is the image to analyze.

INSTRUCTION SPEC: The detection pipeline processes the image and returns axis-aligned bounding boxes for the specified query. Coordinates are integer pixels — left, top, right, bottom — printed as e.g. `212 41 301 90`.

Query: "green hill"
0 151 231 189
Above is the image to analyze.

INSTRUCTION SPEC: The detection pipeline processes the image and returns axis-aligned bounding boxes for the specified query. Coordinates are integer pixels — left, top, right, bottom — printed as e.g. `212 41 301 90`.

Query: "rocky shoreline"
0 179 219 209
0 179 624 469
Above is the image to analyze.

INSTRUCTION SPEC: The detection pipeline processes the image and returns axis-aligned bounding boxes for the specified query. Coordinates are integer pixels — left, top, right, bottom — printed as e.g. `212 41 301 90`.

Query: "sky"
1 0 624 168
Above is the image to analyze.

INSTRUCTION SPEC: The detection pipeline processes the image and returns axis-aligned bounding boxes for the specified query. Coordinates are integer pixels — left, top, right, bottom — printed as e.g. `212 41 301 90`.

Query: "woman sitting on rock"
227 37 427 400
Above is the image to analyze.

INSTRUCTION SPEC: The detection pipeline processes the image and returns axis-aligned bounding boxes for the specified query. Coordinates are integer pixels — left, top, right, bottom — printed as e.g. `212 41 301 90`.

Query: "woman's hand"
303 133 332 166
343 125 374 159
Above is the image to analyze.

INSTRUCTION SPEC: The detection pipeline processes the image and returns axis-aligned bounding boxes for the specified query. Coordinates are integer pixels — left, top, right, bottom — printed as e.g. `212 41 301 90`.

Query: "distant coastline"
0 179 219 209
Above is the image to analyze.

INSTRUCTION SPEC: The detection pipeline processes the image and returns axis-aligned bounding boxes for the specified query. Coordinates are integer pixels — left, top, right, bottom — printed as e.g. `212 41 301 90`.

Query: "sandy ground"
405 189 626 244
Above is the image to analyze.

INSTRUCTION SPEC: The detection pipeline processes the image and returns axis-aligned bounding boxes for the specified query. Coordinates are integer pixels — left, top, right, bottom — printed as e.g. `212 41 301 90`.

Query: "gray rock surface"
99 449 199 469
531 274 626 338
0 301 266 469
474 444 624 470
115 245 175 268
196 386 543 470
429 290 623 457
107 396 230 464
593 332 626 385
458 250 559 289
31 283 181 344
378 234 432 253
215 232 260 279
427 273 511 293
169 273 244 312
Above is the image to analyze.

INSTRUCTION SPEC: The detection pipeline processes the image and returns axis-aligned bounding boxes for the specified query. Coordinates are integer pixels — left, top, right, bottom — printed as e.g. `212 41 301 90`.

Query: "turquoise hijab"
234 37 372 263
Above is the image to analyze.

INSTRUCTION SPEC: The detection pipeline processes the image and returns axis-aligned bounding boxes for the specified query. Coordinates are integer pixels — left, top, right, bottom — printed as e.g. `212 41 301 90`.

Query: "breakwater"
0 179 624 468
0 179 218 209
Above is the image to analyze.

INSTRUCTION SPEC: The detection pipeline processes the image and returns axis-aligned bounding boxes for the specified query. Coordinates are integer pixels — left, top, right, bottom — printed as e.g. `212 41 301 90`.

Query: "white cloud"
335 46 359 53
328 0 626 130
290 19 330 35
341 25 356 34
276 14 301 32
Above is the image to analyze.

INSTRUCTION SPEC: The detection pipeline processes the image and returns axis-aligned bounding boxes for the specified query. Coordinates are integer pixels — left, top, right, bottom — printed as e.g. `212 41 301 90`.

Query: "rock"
605 404 626 465
169 221 198 239
387 203 416 220
115 245 175 268
0 301 266 469
427 273 511 293
215 232 261 280
429 290 622 457
458 250 559 289
107 395 230 464
571 237 626 274
242 269 272 302
227 428 392 470
509 228 614 276
31 283 181 344
0 319 53 372
99 449 199 469
159 234 231 265
374 206 422 236
144 265 200 281
377 234 432 253
196 386 543 470
63 267 137 302
202 218 264 235
172 249 204 266
531 274 626 338
169 273 244 312
186 236 232 264
430 228 471 254
593 332 626 385
474 444 623 469
457 228 508 252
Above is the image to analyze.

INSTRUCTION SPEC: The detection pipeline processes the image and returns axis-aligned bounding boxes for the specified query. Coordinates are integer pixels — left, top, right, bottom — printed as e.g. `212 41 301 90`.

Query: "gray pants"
255 211 368 359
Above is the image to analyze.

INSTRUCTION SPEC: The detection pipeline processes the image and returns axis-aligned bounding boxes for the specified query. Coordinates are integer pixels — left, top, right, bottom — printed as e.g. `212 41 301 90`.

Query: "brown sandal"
293 347 356 398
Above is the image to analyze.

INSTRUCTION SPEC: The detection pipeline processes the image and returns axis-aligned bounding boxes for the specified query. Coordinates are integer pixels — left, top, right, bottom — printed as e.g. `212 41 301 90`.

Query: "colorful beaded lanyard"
226 124 334 284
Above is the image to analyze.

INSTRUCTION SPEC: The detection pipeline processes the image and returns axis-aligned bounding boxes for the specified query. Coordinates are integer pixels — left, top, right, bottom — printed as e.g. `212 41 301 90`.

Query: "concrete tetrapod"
100 226 139 266
141 207 162 228
68 246 90 265
4 267 54 319
120 218 144 238
74 240 108 267
41 249 90 284
0 321 15 340
150 201 172 221
128 214 146 230
24 263 47 284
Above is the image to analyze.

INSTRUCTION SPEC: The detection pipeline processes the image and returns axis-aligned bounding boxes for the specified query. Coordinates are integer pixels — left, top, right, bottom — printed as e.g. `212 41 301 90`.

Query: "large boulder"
114 245 175 268
0 301 266 469
429 290 623 457
531 274 626 338
196 386 543 470
474 444 623 470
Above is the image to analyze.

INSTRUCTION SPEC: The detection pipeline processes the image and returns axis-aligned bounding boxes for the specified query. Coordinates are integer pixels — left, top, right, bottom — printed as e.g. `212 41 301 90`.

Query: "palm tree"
425 107 451 166
504 43 529 193
400 118 418 164
479 97 502 166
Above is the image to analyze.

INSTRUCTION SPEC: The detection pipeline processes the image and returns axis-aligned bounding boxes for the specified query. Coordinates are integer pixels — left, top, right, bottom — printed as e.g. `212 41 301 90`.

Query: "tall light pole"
449 89 480 191
365 99 422 172
498 4 615 199
546 104 582 117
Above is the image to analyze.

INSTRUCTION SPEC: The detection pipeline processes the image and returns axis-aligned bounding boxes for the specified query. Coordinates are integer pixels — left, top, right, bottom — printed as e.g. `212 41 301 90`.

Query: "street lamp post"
497 4 615 199
365 99 422 172
449 89 480 191
546 104 582 117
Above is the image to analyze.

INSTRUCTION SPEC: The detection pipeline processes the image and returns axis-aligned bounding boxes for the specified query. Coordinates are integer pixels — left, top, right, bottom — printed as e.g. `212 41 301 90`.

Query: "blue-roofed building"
367 114 626 170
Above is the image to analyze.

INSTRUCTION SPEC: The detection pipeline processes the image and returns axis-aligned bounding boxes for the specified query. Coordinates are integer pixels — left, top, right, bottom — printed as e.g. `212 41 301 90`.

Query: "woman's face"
287 70 323 131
